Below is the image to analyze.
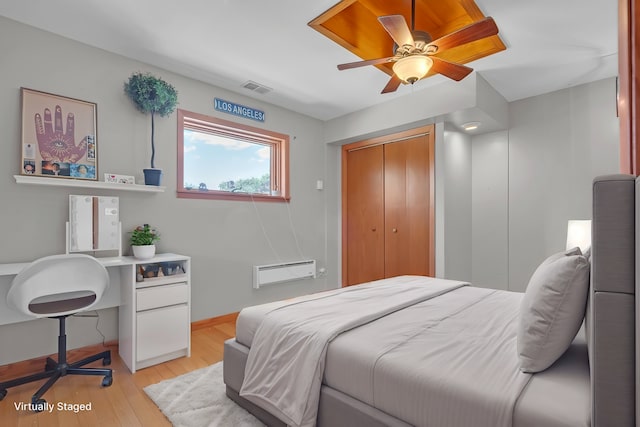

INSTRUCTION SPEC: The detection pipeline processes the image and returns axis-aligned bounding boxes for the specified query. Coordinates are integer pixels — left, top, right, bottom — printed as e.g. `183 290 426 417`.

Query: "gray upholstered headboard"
590 174 636 426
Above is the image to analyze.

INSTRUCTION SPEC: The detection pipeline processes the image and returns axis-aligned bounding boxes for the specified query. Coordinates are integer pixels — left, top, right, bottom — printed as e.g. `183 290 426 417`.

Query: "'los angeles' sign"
214 98 265 122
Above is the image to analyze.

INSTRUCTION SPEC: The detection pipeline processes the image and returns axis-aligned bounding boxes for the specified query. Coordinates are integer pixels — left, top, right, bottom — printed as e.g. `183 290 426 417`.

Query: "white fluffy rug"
144 362 264 427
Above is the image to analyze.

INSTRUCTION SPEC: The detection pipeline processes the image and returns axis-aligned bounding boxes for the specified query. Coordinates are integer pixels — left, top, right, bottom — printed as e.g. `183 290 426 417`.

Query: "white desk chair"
0 254 113 410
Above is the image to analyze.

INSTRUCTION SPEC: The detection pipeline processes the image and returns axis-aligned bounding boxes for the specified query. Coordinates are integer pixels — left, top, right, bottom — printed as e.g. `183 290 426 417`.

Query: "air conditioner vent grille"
242 80 272 95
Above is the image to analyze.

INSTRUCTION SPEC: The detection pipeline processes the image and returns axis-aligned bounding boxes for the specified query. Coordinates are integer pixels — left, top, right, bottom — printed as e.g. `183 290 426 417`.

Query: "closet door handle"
392 228 397 233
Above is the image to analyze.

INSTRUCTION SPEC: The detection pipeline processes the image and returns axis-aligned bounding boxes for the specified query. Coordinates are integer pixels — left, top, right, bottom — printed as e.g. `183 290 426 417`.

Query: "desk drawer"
137 282 188 311
137 303 189 362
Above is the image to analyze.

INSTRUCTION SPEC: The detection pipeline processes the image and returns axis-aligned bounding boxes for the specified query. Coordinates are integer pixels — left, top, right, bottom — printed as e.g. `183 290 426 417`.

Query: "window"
177 109 289 201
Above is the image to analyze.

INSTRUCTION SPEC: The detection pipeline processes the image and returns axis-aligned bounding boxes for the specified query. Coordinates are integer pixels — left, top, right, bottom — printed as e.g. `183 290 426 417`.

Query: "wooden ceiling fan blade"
378 15 415 47
430 57 473 81
381 75 402 94
427 17 498 52
337 56 396 70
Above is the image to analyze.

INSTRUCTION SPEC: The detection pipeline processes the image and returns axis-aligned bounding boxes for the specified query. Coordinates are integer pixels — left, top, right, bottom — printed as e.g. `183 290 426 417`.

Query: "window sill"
176 189 289 202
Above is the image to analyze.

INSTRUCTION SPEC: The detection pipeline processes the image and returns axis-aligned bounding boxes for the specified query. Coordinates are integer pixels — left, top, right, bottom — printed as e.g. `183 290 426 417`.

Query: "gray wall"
0 17 340 364
324 75 478 145
440 126 472 282
471 131 509 290
466 78 619 292
507 77 619 291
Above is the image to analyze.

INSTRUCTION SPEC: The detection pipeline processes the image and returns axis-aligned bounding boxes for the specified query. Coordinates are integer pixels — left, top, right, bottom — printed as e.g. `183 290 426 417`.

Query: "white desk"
0 253 191 373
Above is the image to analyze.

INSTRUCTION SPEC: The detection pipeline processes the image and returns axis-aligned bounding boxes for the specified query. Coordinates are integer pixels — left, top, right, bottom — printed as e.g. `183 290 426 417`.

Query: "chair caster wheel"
102 375 113 387
0 389 7 401
31 398 47 412
102 357 111 366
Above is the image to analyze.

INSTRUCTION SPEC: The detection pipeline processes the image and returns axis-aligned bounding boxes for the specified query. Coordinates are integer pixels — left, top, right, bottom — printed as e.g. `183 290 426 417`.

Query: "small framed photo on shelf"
104 173 135 185
20 88 98 181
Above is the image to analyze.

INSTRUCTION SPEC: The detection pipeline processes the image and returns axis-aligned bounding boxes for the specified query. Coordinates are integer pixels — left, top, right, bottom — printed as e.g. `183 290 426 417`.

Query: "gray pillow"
517 247 590 373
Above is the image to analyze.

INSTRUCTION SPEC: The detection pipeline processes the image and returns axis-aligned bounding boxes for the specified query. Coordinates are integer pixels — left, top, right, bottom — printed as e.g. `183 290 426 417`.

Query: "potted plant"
124 72 178 185
130 224 160 259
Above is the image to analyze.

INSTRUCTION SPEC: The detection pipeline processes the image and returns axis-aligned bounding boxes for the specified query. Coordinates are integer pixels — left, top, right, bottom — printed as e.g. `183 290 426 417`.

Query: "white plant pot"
132 244 156 260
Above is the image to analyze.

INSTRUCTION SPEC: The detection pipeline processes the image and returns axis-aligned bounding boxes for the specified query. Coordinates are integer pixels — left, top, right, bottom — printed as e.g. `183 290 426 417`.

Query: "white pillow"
582 246 591 263
517 247 590 373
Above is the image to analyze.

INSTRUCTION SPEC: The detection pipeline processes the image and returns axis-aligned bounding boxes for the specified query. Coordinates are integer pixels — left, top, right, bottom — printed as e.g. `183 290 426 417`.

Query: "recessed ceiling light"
462 121 481 131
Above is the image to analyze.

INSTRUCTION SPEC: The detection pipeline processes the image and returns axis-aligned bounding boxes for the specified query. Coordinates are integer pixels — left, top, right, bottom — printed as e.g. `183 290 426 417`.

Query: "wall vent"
253 260 316 289
242 80 272 95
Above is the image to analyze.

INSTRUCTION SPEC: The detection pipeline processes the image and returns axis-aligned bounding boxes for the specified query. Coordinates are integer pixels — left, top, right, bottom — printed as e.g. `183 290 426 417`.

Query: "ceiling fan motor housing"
393 30 435 56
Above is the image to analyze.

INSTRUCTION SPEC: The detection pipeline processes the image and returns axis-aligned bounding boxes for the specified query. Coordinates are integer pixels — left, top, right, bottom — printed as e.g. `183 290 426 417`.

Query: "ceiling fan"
337 0 499 94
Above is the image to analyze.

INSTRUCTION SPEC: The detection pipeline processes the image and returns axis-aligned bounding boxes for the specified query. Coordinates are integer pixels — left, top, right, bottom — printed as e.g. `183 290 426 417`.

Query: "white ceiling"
0 0 618 121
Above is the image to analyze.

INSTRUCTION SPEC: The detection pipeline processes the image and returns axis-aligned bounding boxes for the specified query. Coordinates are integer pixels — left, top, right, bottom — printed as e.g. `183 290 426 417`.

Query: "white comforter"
325 286 533 427
239 275 468 427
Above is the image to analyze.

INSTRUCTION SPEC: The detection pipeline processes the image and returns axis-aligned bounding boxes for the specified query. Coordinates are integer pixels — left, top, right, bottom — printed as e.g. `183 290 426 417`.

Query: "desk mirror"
68 195 120 253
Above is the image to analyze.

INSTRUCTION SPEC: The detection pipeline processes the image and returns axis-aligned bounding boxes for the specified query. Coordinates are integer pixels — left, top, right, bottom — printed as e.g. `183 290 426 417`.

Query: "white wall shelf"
14 175 165 193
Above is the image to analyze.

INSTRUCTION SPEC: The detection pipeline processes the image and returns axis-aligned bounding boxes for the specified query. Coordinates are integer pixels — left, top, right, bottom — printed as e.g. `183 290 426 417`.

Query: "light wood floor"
0 320 236 426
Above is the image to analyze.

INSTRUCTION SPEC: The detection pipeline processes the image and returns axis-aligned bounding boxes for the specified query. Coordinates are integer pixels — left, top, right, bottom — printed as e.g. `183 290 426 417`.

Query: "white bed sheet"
322 286 589 427
236 287 346 348
325 286 531 427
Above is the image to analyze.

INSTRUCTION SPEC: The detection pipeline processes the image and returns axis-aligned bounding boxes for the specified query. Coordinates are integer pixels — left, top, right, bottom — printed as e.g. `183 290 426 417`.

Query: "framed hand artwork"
20 88 97 180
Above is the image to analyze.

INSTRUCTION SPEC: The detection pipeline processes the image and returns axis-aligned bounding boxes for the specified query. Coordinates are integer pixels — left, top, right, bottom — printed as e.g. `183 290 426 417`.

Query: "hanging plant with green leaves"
124 72 178 169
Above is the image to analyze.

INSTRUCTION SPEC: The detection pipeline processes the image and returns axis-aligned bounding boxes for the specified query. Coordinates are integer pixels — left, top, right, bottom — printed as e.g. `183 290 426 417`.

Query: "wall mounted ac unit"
253 260 316 289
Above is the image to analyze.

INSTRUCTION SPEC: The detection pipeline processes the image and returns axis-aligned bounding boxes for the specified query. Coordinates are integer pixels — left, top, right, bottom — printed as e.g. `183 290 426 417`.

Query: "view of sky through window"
183 129 271 193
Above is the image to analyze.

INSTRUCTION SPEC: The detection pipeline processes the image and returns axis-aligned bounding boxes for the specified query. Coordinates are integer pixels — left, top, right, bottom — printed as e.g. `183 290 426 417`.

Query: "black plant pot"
143 168 163 186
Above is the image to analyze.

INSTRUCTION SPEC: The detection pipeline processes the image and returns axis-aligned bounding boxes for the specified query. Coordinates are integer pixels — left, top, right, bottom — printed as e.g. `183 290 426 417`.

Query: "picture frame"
21 88 98 180
104 173 135 185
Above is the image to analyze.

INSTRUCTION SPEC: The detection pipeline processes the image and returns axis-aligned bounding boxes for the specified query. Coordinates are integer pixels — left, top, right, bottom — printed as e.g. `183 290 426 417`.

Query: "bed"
223 174 636 427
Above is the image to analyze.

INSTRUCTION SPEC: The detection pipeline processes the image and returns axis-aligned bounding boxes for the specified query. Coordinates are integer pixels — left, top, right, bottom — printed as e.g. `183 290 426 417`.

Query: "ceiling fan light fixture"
393 55 433 84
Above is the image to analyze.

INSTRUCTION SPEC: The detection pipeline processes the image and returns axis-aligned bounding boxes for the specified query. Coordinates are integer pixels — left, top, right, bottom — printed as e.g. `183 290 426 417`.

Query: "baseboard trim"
191 312 239 331
0 340 118 382
0 313 239 380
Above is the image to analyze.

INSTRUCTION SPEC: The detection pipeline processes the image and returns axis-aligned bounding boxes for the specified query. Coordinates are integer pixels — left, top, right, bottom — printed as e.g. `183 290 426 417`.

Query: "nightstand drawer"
136 282 188 311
